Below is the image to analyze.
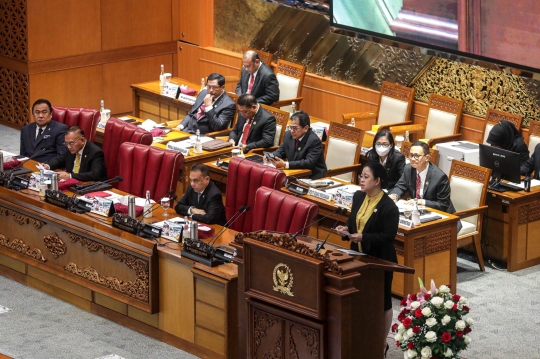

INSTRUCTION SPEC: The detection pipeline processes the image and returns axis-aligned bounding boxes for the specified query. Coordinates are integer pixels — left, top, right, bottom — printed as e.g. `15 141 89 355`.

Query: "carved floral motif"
451 163 488 182
43 233 67 258
0 234 45 261
0 205 46 228
253 309 281 358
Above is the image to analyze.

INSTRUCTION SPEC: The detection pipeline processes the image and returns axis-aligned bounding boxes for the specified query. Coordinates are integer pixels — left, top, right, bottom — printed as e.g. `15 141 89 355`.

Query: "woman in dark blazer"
335 161 399 357
365 129 405 190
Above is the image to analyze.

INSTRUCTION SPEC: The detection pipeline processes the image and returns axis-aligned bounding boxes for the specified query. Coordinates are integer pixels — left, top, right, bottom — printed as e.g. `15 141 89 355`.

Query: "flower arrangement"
393 278 473 359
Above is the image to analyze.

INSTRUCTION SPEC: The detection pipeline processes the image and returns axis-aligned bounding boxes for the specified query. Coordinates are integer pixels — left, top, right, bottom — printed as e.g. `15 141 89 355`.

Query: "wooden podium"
231 232 413 359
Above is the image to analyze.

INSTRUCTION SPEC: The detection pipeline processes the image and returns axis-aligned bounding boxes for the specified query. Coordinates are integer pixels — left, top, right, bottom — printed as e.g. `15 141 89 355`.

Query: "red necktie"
196 104 206 120
416 173 421 199
240 119 252 145
247 74 254 94
295 139 299 150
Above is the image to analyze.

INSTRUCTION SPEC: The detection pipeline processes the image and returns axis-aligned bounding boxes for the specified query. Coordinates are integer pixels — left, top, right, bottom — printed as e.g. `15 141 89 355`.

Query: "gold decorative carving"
330 59 343 80
414 237 425 257
277 62 303 78
62 229 149 302
301 51 313 68
425 231 452 255
344 60 358 84
519 205 528 224
288 46 299 63
272 263 294 297
452 163 488 182
382 84 414 101
43 233 67 258
315 55 328 77
412 58 540 125
527 202 540 223
0 234 45 261
273 40 286 61
373 45 431 88
329 125 362 142
0 205 46 228
253 309 281 357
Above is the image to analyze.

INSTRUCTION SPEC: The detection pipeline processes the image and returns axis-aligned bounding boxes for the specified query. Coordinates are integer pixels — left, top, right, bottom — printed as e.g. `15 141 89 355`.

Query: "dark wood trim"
0 56 29 74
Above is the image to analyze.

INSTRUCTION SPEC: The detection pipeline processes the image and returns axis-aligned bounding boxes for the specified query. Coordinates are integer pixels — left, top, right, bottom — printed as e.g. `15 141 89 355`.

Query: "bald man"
235 50 280 105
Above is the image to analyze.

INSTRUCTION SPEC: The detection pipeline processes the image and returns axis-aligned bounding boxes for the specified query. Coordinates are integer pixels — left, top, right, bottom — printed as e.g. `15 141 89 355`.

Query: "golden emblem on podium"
272 263 294 297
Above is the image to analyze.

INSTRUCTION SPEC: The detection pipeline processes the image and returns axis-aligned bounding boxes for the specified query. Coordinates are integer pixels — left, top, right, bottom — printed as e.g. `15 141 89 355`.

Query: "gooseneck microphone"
315 207 348 252
5 146 50 179
208 206 250 246
72 176 124 195
291 207 345 240
284 176 309 195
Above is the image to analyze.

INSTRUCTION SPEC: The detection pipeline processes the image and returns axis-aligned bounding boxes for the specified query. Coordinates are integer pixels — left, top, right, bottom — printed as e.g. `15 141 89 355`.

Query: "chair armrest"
453 205 488 219
206 129 233 138
250 146 279 155
427 134 462 147
389 123 425 134
378 121 413 131
272 97 303 108
325 164 363 178
165 120 182 128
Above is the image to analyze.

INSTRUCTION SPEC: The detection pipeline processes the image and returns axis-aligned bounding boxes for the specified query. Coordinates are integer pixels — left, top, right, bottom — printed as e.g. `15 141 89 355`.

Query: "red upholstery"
117 143 184 202
52 106 100 143
102 118 153 179
225 157 287 232
252 187 318 235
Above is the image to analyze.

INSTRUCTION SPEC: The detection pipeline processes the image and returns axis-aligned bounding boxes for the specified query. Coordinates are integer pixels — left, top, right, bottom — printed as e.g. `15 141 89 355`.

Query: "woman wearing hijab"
486 120 529 166
365 129 405 190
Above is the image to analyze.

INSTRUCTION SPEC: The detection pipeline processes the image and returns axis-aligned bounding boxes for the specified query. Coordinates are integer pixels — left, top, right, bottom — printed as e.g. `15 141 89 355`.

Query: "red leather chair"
117 143 184 201
226 157 287 232
252 187 318 235
102 118 153 180
52 106 100 143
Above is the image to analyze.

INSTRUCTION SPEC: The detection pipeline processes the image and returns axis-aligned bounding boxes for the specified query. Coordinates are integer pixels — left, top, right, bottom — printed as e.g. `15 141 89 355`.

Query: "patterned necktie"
74 153 81 174
415 173 421 199
196 104 206 120
240 119 252 145
34 127 43 148
247 74 255 94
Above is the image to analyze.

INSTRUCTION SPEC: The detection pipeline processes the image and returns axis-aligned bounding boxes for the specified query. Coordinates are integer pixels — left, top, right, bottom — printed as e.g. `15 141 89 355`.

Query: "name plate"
308 188 333 202
177 93 197 105
166 142 191 156
45 190 73 209
399 217 413 229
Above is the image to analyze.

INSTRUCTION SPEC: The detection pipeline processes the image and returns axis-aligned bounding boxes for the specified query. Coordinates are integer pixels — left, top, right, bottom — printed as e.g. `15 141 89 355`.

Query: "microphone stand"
71 176 124 195
3 146 50 189
290 207 344 240
315 208 347 252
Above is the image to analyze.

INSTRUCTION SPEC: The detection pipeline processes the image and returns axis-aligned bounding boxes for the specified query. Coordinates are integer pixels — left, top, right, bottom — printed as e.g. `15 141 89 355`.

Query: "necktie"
196 104 206 120
74 153 81 174
240 119 252 145
295 139 299 150
198 192 202 204
247 74 255 94
415 173 421 199
34 127 43 148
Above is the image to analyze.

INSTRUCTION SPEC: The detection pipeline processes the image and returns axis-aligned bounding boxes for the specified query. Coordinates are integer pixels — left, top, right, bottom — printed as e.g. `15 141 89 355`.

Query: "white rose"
425 318 437 327
411 301 421 309
407 328 414 337
420 346 432 358
402 331 409 341
431 296 444 308
464 334 472 344
444 300 454 309
466 317 474 326
399 323 405 331
425 331 437 343
421 307 432 316
407 349 417 358
459 296 468 305
395 333 403 342
439 285 451 293
441 315 451 325
455 320 466 330
444 348 453 357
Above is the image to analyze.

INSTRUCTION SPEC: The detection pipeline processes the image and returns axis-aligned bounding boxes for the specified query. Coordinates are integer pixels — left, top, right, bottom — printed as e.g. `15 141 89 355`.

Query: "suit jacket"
228 106 276 152
20 120 68 163
342 191 399 263
273 129 327 180
180 90 236 135
389 162 455 213
365 150 405 190
47 140 107 182
175 180 226 225
522 143 540 179
235 62 280 105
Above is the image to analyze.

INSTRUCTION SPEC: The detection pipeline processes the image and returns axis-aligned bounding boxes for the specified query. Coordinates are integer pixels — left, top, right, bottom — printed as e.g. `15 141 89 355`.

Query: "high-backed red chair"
226 157 287 232
117 143 184 202
52 106 100 143
102 118 153 180
252 187 318 235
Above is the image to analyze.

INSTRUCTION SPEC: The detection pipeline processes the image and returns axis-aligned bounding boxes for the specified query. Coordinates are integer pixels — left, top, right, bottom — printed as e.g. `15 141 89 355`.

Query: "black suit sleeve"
55 126 68 157
424 174 452 211
522 143 539 176
235 69 245 95
72 151 107 182
257 72 280 105
175 188 194 216
228 118 243 145
361 197 399 253
388 168 408 199
191 191 225 224
207 101 236 132
273 140 287 160
245 115 276 152
47 154 66 171
20 130 28 158
288 136 323 170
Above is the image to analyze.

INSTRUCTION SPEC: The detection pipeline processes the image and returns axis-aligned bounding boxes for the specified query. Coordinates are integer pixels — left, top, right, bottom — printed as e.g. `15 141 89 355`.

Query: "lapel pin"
298 147 302 151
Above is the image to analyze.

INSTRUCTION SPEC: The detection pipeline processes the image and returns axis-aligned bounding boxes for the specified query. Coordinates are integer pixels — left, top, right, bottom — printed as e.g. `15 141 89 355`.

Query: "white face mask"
375 145 391 157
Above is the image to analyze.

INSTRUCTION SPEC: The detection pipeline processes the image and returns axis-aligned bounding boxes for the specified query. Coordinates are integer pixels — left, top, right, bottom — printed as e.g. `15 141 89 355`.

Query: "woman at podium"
335 161 399 357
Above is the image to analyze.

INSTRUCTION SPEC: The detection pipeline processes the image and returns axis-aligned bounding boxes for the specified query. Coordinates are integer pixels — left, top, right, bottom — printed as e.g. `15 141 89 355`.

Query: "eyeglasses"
409 153 426 160
206 85 222 90
64 136 82 147
375 142 391 148
289 126 303 131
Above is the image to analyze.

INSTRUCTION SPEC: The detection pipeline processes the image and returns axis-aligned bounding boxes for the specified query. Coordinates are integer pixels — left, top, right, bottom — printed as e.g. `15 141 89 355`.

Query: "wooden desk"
282 186 459 297
131 77 200 123
485 186 540 271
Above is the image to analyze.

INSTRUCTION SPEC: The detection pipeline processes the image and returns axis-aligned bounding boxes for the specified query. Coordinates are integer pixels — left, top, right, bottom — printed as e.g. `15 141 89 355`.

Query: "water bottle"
184 216 190 239
128 195 136 218
524 176 531 192
159 64 165 86
144 190 153 218
39 169 47 196
194 129 203 154
412 198 420 226
51 173 59 191
200 77 206 91
189 220 198 240
405 130 410 142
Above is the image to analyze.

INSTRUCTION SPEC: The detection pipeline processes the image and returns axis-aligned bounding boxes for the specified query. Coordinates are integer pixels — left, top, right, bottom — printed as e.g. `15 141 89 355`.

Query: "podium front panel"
243 238 325 320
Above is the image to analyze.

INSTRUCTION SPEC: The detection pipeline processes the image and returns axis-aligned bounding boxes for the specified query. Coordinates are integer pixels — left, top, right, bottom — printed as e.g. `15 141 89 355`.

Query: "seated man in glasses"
177 73 236 135
388 141 455 213
42 126 107 182
269 110 327 180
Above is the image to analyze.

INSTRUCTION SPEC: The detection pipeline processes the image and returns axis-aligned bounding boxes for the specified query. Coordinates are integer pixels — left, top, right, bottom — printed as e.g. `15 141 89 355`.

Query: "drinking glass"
161 197 170 217
403 209 412 220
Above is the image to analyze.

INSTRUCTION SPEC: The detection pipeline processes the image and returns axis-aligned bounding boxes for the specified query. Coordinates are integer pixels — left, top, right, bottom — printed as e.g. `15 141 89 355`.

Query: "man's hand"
228 139 236 146
203 94 213 107
57 171 71 181
389 194 398 202
270 157 286 169
39 163 50 170
191 208 206 215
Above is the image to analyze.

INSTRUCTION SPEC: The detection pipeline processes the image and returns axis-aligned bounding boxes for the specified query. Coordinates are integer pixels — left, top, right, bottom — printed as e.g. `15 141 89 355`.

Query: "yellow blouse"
355 191 384 252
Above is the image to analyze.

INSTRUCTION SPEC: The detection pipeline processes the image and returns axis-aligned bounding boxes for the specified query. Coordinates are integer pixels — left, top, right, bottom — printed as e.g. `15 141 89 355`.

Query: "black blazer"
521 143 540 179
175 180 226 225
228 106 276 152
389 162 455 213
235 62 280 105
365 150 406 190
180 90 236 135
273 129 327 180
47 140 107 182
342 191 399 264
20 120 68 163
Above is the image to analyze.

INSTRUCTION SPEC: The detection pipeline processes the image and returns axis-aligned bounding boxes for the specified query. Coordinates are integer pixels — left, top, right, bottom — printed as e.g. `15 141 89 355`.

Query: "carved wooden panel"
43 233 67 258
425 230 452 254
0 68 30 126
381 82 414 101
0 0 28 61
451 162 489 182
414 237 425 257
486 109 522 129
0 205 46 228
253 308 283 359
0 234 45 261
328 122 363 143
430 95 462 114
529 120 540 137
519 205 528 224
527 201 540 223
394 240 405 257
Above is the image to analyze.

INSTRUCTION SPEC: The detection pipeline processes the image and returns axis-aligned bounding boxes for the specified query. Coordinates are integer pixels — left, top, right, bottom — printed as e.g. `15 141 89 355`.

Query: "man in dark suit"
43 126 107 182
389 141 456 213
235 50 279 105
177 73 236 135
228 94 276 153
522 143 540 179
175 164 226 225
20 98 68 163
270 110 327 180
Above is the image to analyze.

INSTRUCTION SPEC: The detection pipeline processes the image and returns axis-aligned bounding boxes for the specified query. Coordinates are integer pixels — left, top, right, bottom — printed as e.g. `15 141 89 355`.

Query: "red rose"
403 317 412 328
410 294 417 301
415 308 423 318
398 312 406 321
392 323 399 332
408 342 415 349
463 306 470 312
452 294 461 301
464 326 472 334
451 304 458 311
447 284 452 289
456 331 464 337
400 297 407 306
412 326 421 334
396 341 400 347
424 293 431 300
441 332 452 343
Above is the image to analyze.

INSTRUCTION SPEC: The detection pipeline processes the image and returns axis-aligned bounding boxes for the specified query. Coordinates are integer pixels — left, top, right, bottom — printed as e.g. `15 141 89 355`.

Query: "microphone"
291 207 345 240
206 206 247 245
284 176 309 195
72 176 124 195
209 206 251 252
5 146 50 180
315 208 347 252
216 154 231 169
